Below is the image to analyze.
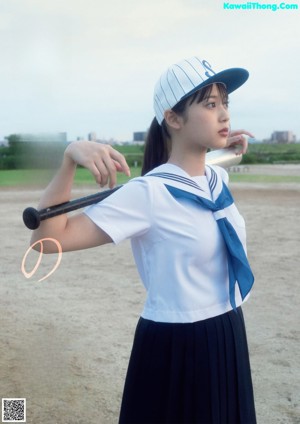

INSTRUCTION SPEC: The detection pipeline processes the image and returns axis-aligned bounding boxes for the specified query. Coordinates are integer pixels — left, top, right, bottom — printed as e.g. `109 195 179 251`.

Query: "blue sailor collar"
146 164 223 202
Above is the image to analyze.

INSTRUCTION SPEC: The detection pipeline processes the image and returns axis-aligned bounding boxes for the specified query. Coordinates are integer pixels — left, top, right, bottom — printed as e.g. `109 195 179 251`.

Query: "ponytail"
141 118 170 175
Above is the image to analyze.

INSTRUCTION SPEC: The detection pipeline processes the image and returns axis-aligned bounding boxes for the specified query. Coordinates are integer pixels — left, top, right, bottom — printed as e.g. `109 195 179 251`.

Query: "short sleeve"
84 178 153 244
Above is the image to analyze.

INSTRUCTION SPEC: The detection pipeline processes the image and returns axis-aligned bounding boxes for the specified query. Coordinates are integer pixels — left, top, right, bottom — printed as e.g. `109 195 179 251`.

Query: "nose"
219 105 230 123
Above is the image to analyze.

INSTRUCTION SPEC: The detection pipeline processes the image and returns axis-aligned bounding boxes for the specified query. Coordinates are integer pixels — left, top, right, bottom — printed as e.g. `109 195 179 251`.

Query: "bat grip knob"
23 207 41 230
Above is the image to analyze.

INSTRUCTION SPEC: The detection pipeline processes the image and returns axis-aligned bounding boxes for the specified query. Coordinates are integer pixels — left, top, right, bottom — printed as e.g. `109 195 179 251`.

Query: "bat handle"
23 207 41 230
22 185 123 230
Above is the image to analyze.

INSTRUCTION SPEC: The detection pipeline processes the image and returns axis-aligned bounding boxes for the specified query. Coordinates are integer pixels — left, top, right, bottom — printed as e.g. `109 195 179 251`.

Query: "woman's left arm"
226 129 255 154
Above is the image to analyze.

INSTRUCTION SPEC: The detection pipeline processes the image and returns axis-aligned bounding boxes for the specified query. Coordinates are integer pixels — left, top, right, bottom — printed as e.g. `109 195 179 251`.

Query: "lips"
218 128 229 137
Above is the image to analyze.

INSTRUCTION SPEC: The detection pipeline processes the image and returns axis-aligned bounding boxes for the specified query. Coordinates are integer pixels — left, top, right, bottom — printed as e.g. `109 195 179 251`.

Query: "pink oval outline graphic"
21 238 62 282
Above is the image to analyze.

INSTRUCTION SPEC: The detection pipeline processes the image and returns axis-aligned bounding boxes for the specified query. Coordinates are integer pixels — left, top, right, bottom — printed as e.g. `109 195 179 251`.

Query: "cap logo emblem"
201 60 216 78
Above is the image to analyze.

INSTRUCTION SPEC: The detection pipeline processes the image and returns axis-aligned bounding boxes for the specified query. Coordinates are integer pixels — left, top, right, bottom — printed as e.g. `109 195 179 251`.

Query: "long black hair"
141 83 228 175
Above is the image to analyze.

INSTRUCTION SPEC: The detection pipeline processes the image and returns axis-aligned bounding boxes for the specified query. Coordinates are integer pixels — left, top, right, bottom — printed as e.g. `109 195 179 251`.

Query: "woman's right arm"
30 141 131 253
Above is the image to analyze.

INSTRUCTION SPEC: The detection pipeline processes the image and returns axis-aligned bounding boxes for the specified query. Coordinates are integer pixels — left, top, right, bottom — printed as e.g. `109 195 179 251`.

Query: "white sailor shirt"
84 163 250 323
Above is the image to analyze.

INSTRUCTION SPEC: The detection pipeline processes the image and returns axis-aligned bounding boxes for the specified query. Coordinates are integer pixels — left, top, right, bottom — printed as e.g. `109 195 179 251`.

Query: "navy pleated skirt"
119 307 256 424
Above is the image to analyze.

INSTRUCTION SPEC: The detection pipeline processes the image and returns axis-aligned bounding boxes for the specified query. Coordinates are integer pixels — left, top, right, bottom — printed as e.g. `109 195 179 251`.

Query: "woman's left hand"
226 129 255 154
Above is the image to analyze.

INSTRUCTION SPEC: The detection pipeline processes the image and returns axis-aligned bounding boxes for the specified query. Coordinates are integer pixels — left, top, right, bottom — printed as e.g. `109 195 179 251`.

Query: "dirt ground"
0 165 300 424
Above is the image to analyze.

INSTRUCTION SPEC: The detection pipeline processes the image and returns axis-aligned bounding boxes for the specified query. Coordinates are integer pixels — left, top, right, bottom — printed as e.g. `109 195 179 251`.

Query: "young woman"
31 56 256 423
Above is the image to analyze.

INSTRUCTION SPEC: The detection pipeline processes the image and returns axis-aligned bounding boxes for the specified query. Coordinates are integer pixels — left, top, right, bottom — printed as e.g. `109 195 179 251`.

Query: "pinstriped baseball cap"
154 56 249 125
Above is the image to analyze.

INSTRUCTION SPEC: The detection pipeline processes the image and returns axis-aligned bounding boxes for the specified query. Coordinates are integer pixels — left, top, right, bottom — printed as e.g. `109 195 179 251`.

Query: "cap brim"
181 68 249 101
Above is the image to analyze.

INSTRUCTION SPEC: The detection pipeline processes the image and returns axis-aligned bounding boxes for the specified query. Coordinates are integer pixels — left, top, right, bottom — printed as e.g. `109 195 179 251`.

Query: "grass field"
1 166 300 187
0 167 142 187
228 173 300 183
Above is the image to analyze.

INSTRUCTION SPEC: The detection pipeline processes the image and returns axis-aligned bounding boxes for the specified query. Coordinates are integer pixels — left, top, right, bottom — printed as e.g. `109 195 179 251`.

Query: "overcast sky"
0 0 299 141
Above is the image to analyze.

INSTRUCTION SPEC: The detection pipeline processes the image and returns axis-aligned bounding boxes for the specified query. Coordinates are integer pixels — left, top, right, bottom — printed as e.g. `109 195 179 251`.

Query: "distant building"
15 132 67 143
133 131 147 142
88 132 97 141
270 131 296 144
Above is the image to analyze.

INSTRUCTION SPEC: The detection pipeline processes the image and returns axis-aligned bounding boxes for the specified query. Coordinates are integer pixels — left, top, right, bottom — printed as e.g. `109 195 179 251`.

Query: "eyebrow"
205 95 219 100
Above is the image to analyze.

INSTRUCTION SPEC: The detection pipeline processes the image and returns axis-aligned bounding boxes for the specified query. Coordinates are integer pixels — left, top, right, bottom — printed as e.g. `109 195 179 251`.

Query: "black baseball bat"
23 185 122 230
22 147 243 230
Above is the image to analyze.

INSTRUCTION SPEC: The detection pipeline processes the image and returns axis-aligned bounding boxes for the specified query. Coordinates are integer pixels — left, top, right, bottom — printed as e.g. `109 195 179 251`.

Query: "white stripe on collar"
146 165 224 201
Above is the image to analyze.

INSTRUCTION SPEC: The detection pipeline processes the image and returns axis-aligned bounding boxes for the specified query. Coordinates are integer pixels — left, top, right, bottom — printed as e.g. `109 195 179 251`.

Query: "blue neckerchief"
147 167 254 310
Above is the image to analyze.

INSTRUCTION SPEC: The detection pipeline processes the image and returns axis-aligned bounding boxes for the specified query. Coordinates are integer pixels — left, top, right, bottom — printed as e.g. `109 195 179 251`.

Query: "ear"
164 109 182 130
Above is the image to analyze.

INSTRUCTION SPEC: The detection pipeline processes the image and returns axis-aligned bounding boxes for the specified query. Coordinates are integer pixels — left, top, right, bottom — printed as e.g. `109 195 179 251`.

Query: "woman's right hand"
65 141 131 188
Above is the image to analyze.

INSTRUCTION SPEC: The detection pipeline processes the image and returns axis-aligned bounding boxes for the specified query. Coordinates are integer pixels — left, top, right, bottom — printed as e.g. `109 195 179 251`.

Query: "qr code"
2 399 26 423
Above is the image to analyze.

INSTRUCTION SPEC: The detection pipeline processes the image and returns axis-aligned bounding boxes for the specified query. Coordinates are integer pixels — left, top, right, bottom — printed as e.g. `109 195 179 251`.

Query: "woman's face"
179 83 230 151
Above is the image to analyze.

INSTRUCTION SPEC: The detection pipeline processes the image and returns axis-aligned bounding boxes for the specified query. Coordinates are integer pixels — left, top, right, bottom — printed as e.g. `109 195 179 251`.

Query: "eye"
223 101 230 109
206 102 216 108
